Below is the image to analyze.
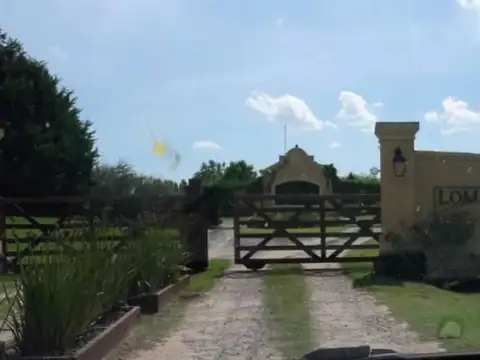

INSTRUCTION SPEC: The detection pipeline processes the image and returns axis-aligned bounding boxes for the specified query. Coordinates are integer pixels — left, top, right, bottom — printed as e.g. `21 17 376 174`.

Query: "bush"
373 252 426 281
379 211 477 282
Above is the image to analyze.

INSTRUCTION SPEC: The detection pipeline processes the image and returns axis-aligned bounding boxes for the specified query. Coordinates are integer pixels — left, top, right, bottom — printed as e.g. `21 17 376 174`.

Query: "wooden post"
319 198 326 260
184 178 209 272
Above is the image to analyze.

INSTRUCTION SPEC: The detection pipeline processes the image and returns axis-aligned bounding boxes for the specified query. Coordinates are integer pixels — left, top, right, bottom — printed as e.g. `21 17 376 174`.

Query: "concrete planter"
6 306 141 360
127 275 191 314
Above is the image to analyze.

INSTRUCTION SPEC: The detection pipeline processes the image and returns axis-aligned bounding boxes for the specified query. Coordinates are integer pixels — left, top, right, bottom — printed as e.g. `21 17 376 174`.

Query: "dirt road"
111 227 283 360
109 224 444 360
303 228 444 353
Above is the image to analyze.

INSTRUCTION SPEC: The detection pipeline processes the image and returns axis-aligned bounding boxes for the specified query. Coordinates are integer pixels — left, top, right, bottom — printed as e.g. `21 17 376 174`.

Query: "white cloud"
336 91 380 133
457 0 480 12
424 111 440 122
424 97 480 134
245 90 337 131
192 140 222 150
330 141 341 149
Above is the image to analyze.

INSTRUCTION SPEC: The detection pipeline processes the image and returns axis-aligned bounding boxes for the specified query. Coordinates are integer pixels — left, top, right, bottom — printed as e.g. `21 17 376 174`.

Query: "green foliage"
389 211 475 250
90 161 187 198
0 221 185 356
196 160 260 220
128 226 186 296
1 230 136 356
0 28 98 197
376 211 477 281
194 160 257 186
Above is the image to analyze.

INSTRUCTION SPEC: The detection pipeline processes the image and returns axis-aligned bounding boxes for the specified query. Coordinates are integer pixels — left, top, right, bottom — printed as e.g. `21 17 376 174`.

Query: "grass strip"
342 241 480 351
262 264 314 359
104 258 232 360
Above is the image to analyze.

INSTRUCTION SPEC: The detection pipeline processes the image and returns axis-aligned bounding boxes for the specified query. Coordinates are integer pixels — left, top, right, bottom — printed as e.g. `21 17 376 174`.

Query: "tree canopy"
0 28 98 197
89 162 187 198
193 160 257 187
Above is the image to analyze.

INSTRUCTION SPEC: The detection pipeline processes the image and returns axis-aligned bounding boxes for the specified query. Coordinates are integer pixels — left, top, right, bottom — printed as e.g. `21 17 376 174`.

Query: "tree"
0 28 98 197
193 160 226 185
90 161 187 198
193 160 257 186
222 161 257 184
90 162 138 198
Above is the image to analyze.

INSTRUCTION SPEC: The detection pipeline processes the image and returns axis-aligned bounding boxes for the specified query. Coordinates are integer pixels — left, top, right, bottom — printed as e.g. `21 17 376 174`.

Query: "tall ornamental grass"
127 225 187 297
0 218 187 356
1 227 137 356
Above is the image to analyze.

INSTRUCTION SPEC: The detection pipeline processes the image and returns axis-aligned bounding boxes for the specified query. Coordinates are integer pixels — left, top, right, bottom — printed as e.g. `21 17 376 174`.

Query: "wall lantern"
392 146 407 177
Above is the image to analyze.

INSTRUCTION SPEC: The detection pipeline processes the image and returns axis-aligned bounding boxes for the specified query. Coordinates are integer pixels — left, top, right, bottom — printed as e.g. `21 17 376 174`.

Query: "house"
257 145 332 206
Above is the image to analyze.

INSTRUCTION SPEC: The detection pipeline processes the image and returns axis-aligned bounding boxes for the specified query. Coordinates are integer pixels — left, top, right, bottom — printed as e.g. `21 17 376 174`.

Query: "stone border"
127 275 191 315
2 306 141 360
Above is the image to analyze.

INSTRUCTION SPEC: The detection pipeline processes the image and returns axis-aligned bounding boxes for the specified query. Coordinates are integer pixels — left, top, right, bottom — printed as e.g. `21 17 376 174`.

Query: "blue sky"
1 0 480 181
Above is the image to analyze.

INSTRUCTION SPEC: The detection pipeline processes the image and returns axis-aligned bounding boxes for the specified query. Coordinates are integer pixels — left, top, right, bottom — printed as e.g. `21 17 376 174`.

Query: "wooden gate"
233 194 381 270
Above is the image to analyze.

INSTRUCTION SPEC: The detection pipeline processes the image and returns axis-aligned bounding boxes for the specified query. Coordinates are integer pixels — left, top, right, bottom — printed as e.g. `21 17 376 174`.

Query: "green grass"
5 215 180 262
183 259 231 295
342 240 480 351
103 258 232 360
263 264 313 359
241 226 345 235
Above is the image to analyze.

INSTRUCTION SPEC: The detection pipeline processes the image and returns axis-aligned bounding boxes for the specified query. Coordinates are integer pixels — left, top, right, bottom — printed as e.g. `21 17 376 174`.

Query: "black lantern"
392 146 407 177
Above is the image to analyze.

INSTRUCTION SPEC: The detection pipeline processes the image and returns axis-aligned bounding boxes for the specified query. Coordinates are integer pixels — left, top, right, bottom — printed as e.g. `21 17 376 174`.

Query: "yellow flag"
153 139 166 156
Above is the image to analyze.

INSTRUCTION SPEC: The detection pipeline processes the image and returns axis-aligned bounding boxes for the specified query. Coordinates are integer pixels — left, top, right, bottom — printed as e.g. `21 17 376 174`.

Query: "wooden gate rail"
233 193 381 270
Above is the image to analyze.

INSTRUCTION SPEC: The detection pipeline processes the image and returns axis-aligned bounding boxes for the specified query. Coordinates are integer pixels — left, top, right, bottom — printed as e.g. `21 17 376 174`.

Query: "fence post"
184 178 209 272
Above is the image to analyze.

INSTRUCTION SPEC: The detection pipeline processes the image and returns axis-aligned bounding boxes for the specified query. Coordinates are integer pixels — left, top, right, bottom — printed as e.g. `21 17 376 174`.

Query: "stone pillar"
375 122 419 252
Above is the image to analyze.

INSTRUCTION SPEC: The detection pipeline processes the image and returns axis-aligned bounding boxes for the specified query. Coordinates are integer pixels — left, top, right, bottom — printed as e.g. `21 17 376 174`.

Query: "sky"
1 0 480 181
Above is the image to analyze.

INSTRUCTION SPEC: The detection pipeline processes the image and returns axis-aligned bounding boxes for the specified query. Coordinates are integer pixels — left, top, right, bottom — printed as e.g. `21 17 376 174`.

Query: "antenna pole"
284 124 287 154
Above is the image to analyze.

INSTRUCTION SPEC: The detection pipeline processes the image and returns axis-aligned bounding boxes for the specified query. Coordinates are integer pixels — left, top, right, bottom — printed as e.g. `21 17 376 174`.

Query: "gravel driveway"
122 228 283 360
115 224 445 360
304 228 444 354
130 266 283 360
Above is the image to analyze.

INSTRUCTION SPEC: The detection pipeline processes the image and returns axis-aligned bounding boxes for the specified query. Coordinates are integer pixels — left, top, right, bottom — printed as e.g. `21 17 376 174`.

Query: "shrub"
378 211 476 281
373 252 426 281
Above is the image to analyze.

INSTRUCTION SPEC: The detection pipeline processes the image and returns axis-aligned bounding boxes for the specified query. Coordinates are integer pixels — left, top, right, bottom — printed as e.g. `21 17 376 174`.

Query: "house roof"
263 145 318 171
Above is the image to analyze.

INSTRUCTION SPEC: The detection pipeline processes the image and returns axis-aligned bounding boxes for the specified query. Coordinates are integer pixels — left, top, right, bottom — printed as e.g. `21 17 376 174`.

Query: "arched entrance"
274 181 320 205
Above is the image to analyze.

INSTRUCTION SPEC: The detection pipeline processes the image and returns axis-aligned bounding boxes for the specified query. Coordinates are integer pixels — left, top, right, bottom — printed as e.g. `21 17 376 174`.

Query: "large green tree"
193 160 226 185
193 160 257 186
0 29 98 197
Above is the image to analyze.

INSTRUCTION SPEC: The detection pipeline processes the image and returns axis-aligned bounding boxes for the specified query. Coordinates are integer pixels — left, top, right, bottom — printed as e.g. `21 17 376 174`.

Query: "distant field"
4 216 180 256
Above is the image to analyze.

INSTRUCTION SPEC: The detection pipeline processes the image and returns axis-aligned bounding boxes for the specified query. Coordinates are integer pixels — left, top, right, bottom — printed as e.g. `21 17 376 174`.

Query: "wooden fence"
0 179 212 273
